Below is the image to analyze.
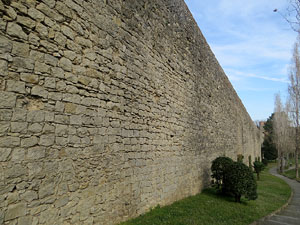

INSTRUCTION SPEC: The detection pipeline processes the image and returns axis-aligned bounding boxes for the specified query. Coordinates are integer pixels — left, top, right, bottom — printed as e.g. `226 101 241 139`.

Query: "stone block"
63 50 77 60
28 8 45 21
0 148 11 161
54 195 69 208
36 22 48 38
17 16 36 29
56 137 68 146
20 73 39 84
0 136 20 147
27 110 45 122
27 162 43 178
43 124 55 133
59 57 72 72
35 61 51 74
65 0 83 14
28 32 40 46
45 111 54 122
54 32 67 47
61 25 75 40
5 164 26 179
12 57 34 72
18 216 33 225
63 93 81 104
0 121 10 133
12 109 27 122
75 36 92 48
28 123 43 133
21 190 38 202
0 36 13 53
42 0 56 8
44 54 58 66
11 2 28 14
0 59 8 76
7 192 19 204
11 148 25 161
30 50 45 62
21 136 39 147
64 103 77 114
39 183 55 199
55 101 64 112
48 92 62 101
65 72 78 83
12 41 30 57
70 115 82 125
40 40 58 52
4 203 27 221
55 124 68 136
0 91 16 108
6 22 28 40
55 2 72 18
27 146 46 159
37 2 64 22
6 6 17 20
44 77 56 89
39 135 55 146
55 114 70 124
11 122 28 133
31 85 48 98
6 80 26 94
51 67 64 78
69 135 80 144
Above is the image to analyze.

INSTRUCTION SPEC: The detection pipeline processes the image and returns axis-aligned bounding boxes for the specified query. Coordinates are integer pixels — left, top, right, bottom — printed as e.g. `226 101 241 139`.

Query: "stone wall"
0 0 261 224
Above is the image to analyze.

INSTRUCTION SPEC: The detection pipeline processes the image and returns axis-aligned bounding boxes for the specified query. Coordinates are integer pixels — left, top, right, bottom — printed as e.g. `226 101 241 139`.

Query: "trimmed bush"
211 156 233 190
223 161 257 202
254 161 265 180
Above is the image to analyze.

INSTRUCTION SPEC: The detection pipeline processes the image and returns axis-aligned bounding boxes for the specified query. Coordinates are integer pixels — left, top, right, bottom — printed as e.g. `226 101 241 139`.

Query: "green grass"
120 164 291 225
282 167 300 182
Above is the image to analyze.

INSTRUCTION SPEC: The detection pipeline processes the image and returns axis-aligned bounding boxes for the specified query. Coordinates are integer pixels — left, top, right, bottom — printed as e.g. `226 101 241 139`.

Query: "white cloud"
184 0 297 120
225 69 289 83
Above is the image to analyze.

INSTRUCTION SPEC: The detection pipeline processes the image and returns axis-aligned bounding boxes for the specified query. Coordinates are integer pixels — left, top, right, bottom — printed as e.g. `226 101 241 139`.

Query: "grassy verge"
282 168 300 182
120 164 291 225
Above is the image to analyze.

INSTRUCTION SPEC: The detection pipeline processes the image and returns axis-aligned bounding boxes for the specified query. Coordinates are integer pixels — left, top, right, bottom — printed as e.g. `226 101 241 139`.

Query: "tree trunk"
296 124 299 179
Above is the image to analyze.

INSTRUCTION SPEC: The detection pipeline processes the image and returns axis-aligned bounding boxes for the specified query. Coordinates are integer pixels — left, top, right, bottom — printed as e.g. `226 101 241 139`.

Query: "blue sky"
184 0 297 121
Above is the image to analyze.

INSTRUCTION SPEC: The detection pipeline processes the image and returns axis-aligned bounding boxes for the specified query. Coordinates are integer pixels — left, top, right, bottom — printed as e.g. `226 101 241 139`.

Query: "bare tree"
274 0 300 32
288 39 300 178
284 99 295 166
273 93 290 173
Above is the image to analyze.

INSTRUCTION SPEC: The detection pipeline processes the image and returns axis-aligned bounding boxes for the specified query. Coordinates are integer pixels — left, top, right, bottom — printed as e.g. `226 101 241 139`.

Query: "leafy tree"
223 162 257 203
262 114 277 160
253 161 265 180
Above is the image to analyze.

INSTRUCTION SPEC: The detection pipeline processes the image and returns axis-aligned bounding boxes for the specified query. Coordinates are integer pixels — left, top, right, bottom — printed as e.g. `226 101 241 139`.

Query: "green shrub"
253 161 265 180
223 161 257 202
211 156 233 190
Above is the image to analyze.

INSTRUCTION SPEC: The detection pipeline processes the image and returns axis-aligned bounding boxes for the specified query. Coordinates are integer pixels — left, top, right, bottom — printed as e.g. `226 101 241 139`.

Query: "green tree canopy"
262 113 278 160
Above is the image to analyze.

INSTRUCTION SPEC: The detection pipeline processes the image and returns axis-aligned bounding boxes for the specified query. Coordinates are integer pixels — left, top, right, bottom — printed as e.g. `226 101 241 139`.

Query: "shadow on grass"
201 188 250 205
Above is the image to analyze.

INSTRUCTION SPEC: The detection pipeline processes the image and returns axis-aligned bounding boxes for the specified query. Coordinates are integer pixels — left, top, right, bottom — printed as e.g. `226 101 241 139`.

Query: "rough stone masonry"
0 0 262 224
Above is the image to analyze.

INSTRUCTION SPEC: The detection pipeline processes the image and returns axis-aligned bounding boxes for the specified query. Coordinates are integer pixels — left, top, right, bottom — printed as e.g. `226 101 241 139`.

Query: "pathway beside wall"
258 167 300 225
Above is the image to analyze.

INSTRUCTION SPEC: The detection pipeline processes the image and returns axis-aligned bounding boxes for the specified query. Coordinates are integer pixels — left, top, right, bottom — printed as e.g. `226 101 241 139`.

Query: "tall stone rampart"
0 0 261 224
